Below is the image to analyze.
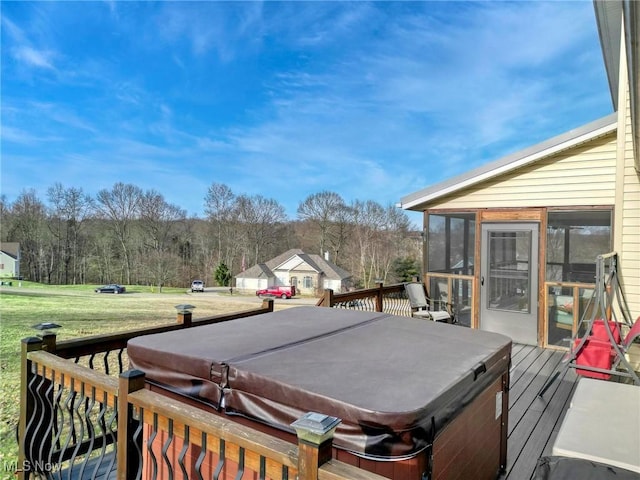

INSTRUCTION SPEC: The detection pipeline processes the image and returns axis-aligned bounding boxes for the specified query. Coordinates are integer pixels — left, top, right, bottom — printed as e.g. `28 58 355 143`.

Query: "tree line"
0 182 421 292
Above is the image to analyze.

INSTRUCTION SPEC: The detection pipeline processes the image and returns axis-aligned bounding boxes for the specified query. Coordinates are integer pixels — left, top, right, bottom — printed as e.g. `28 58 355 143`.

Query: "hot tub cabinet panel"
128 307 511 480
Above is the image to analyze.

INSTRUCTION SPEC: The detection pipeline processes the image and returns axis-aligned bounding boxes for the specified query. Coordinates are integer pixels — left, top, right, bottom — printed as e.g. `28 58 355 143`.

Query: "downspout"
624 0 640 173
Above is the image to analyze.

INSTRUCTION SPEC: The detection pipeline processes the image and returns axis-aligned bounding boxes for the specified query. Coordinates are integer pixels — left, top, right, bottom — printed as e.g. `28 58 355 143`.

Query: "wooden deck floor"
499 344 578 480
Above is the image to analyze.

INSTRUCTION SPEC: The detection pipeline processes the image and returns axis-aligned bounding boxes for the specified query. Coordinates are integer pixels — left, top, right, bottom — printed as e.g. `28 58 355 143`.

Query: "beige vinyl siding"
617 79 640 317
429 133 618 210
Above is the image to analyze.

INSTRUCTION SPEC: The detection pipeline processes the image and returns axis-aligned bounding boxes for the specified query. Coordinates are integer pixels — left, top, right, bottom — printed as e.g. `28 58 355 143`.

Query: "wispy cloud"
12 45 55 69
1 15 27 43
2 12 58 71
1 125 63 144
151 2 264 61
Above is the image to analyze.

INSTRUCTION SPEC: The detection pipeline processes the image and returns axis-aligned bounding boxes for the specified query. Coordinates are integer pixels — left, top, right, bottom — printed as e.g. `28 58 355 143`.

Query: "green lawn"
0 282 259 471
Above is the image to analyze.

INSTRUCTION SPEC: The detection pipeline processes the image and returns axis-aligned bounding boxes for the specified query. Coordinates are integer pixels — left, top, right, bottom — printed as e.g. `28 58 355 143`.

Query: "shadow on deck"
501 344 578 480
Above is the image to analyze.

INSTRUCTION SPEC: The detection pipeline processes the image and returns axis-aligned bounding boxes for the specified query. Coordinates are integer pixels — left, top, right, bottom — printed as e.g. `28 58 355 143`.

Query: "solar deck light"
291 412 341 445
175 304 195 326
31 322 61 351
31 322 62 334
291 412 341 475
174 304 196 314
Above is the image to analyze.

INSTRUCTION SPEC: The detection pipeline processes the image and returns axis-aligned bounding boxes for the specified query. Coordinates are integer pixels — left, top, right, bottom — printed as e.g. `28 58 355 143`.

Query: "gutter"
624 0 640 173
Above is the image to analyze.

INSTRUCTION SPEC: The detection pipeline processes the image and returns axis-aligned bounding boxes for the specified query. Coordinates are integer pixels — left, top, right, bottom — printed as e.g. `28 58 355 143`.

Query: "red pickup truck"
255 285 296 299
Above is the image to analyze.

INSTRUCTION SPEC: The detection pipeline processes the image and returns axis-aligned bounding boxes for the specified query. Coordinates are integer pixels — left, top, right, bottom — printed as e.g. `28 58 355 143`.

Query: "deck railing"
316 282 411 316
17 300 387 480
51 300 278 375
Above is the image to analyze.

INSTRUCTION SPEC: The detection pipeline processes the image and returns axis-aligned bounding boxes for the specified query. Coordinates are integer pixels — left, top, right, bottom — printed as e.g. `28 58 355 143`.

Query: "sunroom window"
427 213 475 275
427 213 475 327
545 209 612 347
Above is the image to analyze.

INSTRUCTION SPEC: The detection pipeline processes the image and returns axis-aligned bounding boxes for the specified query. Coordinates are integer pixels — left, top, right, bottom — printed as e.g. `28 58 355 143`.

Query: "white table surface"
552 378 640 473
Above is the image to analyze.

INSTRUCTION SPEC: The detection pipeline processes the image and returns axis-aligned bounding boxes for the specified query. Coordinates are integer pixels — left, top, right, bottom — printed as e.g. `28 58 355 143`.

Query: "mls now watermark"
3 459 59 475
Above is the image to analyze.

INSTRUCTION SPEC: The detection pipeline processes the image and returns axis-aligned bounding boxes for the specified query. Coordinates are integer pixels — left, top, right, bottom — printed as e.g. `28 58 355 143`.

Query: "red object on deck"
591 319 622 343
573 337 614 380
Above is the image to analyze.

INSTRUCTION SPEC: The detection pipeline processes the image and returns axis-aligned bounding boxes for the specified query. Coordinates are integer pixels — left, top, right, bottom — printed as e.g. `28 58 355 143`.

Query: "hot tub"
128 306 511 479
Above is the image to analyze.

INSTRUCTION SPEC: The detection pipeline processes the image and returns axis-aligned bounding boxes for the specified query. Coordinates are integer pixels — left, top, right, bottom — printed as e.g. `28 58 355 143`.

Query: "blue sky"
1 1 613 221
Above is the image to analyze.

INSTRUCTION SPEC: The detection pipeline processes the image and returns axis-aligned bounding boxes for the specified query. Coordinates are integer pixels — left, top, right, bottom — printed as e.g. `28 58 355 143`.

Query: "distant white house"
0 243 20 278
235 248 352 295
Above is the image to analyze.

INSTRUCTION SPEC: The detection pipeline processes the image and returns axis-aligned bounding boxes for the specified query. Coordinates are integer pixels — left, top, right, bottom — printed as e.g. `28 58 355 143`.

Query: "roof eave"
594 0 623 110
400 114 617 211
595 0 640 173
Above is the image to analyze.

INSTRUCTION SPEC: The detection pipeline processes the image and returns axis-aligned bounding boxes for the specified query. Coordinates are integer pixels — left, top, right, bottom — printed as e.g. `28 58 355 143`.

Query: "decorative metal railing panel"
330 289 412 316
321 283 412 317
332 296 377 312
24 351 119 479
73 348 129 376
380 289 412 317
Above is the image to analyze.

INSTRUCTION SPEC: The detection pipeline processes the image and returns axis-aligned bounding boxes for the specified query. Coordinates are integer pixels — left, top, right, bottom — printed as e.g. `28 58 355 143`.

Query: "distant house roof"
297 253 352 281
239 263 272 279
399 113 617 211
0 242 19 259
236 248 351 280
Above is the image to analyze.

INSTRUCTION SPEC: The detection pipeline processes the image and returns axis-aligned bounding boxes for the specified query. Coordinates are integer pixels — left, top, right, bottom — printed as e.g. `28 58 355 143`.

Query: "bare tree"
138 190 186 291
350 200 385 287
236 194 288 266
204 183 237 269
376 205 413 283
7 189 48 282
328 203 354 266
47 183 95 284
204 183 234 255
95 183 142 285
0 195 12 243
297 191 347 257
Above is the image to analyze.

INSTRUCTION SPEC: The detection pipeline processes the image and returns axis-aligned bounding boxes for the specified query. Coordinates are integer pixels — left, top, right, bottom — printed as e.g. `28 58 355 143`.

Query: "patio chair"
405 282 453 323
539 253 640 396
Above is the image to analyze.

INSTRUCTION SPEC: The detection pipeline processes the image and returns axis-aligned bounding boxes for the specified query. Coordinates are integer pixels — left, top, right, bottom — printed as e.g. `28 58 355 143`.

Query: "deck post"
176 311 192 327
317 289 334 308
375 282 384 312
291 412 341 480
262 298 275 311
117 369 146 480
41 332 57 353
17 337 44 480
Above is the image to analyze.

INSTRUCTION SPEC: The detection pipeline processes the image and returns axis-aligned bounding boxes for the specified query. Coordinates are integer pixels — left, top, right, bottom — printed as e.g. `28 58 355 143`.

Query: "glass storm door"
480 223 539 345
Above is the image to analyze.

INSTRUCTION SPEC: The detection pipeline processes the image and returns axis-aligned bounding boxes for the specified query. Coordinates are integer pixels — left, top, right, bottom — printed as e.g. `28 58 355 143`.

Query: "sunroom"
400 115 622 348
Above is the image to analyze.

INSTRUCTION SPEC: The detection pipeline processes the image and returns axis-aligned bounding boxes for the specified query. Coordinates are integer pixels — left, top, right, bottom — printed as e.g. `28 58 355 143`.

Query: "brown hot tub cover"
128 307 511 460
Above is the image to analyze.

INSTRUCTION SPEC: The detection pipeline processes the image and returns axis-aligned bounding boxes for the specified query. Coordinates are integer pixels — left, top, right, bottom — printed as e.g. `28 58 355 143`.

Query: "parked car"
95 284 126 294
191 280 205 292
255 285 296 299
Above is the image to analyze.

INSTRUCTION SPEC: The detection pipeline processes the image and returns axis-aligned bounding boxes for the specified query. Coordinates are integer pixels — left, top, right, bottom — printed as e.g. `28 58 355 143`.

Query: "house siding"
428 134 618 210
617 71 640 317
0 243 20 278
0 252 18 278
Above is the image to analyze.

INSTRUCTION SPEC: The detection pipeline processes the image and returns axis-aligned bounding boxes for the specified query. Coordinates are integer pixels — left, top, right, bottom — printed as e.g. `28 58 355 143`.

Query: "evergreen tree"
393 257 420 283
214 262 231 286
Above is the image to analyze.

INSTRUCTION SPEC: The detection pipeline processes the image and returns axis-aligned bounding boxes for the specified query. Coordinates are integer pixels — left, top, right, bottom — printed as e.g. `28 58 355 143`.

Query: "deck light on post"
31 322 62 351
291 412 341 476
174 304 195 327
